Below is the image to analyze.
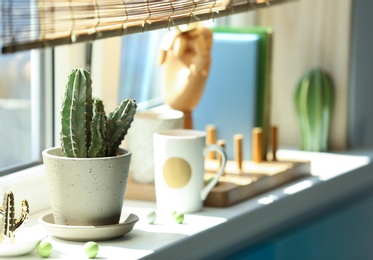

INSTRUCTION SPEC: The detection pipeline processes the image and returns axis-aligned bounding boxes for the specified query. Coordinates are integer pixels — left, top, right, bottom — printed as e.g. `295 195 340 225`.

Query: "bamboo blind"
1 0 291 54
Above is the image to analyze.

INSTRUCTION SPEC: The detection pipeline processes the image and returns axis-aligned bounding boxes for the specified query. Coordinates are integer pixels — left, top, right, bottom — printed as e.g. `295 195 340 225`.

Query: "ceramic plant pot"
42 147 131 226
125 109 184 183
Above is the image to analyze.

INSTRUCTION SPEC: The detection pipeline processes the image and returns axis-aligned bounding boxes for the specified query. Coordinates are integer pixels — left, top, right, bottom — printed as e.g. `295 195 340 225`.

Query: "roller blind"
1 0 291 54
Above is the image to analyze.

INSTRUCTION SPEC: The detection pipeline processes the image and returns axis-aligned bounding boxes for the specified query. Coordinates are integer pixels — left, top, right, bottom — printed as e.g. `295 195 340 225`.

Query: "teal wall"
227 188 373 260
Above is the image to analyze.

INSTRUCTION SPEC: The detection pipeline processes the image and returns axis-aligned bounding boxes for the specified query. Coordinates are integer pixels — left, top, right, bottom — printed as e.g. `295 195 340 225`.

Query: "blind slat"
1 0 292 54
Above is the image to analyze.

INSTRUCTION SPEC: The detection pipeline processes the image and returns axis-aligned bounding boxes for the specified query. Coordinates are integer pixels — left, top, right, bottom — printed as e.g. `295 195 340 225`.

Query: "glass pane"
0 51 34 172
118 30 164 109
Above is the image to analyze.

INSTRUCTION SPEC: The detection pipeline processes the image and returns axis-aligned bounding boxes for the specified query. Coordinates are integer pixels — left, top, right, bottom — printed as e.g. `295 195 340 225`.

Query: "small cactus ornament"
60 68 137 158
0 191 29 243
294 68 334 152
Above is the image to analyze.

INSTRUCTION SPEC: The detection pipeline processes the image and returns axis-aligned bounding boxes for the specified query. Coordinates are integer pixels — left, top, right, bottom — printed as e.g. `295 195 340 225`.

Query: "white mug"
153 129 227 213
125 109 184 183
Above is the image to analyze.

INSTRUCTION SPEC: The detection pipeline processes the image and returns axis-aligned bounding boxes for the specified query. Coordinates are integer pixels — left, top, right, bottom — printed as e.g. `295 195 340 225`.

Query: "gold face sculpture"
158 24 213 129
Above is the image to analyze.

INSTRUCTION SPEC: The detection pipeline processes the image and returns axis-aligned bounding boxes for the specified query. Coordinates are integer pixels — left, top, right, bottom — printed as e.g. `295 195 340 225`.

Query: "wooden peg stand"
203 125 310 207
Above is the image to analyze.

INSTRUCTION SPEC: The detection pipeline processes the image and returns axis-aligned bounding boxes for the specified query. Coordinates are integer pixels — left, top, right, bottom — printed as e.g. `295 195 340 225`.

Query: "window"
116 13 256 111
0 12 254 176
118 30 164 109
0 49 53 175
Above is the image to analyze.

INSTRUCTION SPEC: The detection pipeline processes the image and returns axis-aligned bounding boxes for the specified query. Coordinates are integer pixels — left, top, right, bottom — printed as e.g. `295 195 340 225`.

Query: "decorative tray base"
125 159 311 207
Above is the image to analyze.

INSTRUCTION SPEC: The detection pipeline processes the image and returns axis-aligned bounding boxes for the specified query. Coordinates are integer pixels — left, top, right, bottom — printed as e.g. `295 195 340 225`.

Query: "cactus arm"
106 99 137 156
60 68 93 157
88 98 107 158
85 71 93 154
3 192 15 239
15 200 29 230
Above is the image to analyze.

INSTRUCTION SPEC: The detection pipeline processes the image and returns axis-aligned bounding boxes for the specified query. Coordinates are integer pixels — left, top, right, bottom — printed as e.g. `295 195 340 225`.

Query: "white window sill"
2 149 373 259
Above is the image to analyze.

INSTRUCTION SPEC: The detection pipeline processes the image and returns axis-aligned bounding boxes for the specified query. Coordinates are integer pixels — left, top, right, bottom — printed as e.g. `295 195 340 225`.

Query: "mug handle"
200 144 227 201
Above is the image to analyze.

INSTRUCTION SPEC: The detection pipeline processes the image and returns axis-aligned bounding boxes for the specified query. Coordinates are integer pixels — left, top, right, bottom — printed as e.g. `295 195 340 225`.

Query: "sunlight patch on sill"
313 155 370 181
257 195 278 205
283 180 314 195
132 209 227 236
277 150 371 181
103 246 154 259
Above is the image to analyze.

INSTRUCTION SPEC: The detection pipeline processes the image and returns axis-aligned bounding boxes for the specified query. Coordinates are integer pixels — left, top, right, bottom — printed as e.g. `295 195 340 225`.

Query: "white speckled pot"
42 147 131 226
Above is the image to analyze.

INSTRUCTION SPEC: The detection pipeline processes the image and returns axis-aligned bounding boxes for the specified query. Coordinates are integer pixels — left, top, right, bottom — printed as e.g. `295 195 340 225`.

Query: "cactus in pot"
43 68 137 226
294 68 334 152
60 68 137 158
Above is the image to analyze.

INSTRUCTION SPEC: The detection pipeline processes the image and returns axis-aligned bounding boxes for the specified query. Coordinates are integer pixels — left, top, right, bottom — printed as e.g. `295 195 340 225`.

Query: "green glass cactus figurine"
60 68 137 158
294 68 334 152
0 191 29 243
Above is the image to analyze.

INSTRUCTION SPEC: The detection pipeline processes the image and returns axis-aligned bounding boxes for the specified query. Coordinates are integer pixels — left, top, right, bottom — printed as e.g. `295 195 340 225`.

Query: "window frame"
0 48 54 213
0 48 54 176
0 44 87 213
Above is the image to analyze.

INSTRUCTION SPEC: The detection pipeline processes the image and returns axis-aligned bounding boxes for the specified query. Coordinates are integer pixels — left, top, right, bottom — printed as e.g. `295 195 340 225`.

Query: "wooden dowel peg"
217 139 226 176
206 124 216 160
234 134 243 172
271 126 278 161
252 127 262 163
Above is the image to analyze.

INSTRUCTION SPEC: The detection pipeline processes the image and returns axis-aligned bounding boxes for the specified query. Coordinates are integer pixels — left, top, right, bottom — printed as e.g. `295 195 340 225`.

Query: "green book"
212 26 274 160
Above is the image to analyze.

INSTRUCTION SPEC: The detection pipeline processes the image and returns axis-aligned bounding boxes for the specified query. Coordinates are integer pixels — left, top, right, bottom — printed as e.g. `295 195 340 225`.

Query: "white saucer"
39 213 139 242
0 233 47 257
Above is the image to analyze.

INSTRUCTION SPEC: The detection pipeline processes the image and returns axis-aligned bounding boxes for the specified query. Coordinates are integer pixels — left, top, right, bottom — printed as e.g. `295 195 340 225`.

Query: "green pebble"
84 241 99 258
146 210 157 224
37 240 53 258
173 212 184 224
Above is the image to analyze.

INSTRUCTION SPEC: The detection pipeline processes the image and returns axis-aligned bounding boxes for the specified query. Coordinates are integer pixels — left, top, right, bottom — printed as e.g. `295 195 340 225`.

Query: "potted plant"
42 68 137 226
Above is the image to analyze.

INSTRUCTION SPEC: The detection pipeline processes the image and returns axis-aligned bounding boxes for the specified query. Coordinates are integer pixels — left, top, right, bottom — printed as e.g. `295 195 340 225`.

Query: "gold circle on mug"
163 157 192 189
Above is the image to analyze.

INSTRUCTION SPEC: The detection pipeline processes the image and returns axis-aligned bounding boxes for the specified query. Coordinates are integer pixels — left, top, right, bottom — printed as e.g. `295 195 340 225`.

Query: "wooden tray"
125 159 311 207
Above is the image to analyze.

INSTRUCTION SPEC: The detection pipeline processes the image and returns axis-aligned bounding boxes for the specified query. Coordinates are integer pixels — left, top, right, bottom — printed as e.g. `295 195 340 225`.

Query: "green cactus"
0 191 29 243
106 98 137 156
60 68 93 158
294 68 334 152
88 98 107 158
60 68 137 158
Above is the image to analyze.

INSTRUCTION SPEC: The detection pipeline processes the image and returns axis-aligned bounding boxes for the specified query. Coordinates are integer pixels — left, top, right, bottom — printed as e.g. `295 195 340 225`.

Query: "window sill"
2 149 373 259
